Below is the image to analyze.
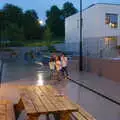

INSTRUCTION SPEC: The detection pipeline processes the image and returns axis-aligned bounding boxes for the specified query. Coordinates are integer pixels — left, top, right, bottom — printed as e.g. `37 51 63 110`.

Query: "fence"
55 37 119 59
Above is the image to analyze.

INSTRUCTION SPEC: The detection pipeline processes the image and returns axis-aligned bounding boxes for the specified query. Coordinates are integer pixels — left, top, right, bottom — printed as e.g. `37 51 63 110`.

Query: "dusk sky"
0 0 120 22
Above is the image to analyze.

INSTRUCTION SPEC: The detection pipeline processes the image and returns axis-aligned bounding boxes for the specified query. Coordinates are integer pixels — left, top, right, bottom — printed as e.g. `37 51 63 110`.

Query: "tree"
44 27 53 46
4 23 25 42
0 10 4 40
0 4 44 41
23 10 42 40
62 2 78 18
24 10 38 20
46 5 64 37
3 3 23 27
45 2 78 38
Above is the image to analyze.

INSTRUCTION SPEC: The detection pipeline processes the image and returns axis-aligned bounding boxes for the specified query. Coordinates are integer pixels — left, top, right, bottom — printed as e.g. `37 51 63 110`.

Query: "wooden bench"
71 104 96 120
0 100 15 120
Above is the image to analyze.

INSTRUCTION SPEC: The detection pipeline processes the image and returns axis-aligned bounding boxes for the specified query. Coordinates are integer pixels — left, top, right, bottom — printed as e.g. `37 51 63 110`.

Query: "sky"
0 0 120 22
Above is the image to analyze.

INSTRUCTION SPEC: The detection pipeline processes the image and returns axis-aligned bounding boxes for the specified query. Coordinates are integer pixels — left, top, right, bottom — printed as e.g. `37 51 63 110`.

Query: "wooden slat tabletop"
19 85 78 115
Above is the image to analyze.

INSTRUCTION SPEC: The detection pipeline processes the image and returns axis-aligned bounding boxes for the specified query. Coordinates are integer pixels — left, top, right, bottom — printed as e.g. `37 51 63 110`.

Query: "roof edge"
83 3 120 11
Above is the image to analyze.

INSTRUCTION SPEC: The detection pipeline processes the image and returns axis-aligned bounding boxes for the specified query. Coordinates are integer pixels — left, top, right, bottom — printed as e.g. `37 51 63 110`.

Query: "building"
65 3 120 57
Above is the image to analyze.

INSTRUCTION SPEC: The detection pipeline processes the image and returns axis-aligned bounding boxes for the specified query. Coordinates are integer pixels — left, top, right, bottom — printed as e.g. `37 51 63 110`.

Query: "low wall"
68 60 79 71
69 57 120 82
86 57 120 82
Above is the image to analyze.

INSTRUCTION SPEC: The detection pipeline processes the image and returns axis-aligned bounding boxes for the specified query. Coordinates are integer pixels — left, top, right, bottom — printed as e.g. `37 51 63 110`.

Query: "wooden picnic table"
0 100 15 120
15 85 78 120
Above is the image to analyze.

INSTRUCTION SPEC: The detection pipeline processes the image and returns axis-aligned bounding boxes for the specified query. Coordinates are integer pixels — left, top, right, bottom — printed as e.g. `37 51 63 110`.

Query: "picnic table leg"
27 114 39 120
60 111 70 120
14 98 24 119
53 113 60 120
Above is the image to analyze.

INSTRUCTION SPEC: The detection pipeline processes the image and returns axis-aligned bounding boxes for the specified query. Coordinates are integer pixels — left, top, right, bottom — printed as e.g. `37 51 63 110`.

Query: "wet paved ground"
0 62 120 120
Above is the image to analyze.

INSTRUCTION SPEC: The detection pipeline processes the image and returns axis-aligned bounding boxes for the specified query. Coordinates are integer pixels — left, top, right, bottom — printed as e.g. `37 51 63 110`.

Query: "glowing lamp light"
38 20 44 25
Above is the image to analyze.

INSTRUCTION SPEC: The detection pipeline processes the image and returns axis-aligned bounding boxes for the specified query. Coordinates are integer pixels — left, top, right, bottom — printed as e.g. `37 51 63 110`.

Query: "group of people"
49 53 69 80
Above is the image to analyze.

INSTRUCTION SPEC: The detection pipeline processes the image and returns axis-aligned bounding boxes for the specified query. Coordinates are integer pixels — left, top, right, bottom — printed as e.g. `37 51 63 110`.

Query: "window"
105 13 118 28
104 36 117 48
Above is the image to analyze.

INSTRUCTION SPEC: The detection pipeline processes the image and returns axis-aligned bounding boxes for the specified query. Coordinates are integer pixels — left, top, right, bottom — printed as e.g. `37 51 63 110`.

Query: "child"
49 57 55 80
61 53 69 79
55 56 62 81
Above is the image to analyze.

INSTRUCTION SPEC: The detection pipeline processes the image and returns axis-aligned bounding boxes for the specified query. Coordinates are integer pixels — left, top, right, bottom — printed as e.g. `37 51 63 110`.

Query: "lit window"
105 13 118 28
104 36 117 47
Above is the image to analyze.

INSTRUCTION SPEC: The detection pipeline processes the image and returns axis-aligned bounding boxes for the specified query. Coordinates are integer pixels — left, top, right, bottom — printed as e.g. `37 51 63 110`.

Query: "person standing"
61 53 69 79
55 56 62 81
49 57 55 80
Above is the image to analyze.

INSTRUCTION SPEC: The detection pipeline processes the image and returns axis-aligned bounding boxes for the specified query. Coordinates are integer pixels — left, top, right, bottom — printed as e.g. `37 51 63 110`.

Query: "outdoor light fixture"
38 20 44 25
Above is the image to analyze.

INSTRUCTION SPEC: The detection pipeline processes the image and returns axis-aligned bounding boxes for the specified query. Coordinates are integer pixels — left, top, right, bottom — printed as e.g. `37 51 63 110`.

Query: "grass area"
0 37 64 53
0 37 65 47
23 37 65 47
24 38 64 47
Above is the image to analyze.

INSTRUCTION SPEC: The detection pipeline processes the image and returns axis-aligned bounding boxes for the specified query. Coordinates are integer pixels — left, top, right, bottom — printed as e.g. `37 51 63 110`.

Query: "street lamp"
38 20 44 25
79 0 83 71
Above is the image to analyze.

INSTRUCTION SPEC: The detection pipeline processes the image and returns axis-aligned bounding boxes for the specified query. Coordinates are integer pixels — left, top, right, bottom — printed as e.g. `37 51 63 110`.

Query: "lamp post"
79 0 83 71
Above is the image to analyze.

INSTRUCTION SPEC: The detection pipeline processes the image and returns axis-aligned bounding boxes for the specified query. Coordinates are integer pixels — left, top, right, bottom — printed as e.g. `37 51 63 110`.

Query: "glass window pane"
105 13 118 28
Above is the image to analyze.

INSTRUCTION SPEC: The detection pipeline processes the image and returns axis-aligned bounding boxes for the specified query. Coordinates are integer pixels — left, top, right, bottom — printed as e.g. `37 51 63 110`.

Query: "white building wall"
83 4 120 38
65 13 80 43
66 3 120 41
65 3 120 55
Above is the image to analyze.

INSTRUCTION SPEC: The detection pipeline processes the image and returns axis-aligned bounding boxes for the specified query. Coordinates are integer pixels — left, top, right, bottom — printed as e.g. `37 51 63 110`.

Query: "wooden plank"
6 103 15 120
72 112 87 120
26 87 47 114
0 100 10 104
76 105 96 120
0 115 6 120
0 100 15 120
0 104 6 114
20 88 36 114
32 86 57 112
46 85 78 112
39 86 67 111
0 104 6 120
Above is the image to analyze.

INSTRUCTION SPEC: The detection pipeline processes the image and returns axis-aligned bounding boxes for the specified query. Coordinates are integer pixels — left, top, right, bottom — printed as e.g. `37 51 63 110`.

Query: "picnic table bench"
15 85 78 120
71 104 96 120
0 100 15 120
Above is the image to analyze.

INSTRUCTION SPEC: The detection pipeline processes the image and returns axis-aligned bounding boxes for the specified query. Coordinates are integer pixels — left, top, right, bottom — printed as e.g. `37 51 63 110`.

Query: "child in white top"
61 53 69 78
49 57 55 80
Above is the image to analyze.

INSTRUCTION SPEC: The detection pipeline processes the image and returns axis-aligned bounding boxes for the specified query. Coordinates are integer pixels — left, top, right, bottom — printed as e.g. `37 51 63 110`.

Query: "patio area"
0 61 120 120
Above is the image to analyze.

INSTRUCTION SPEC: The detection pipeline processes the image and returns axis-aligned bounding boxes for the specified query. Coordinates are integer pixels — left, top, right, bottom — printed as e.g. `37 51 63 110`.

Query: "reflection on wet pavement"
0 62 120 120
